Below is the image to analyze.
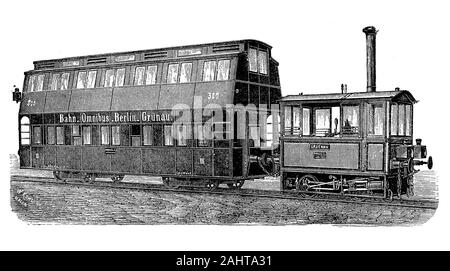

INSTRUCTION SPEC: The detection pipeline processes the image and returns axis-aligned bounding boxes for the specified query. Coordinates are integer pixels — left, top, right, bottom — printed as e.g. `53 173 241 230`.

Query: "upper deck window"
179 63 193 83
61 73 70 90
50 74 60 90
146 65 157 85
249 48 258 72
87 71 97 88
248 48 268 75
258 51 268 74
203 61 216 81
167 64 179 84
104 69 115 87
217 60 230 80
28 74 45 92
76 71 87 89
50 73 70 91
115 68 125 87
134 66 146 86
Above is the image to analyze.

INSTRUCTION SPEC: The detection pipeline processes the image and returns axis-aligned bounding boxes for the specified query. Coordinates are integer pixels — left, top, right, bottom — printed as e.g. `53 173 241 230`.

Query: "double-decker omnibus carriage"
17 40 281 189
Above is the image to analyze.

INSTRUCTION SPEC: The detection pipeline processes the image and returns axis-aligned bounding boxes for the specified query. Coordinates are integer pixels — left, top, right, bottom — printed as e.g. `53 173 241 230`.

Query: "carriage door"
31 125 44 168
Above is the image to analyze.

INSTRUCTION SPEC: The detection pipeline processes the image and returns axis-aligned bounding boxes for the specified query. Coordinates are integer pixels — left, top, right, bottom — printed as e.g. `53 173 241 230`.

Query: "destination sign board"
56 111 176 124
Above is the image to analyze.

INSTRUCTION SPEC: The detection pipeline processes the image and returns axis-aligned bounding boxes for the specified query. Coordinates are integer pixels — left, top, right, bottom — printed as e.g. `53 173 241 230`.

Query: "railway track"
10 175 438 210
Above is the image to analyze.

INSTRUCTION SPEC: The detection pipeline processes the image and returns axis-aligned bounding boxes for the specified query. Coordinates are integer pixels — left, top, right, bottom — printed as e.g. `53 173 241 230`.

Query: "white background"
0 0 449 250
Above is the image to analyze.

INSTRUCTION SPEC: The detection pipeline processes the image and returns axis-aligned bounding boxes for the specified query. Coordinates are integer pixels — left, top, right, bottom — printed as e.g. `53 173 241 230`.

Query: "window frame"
20 116 31 145
167 63 179 84
179 62 193 83
368 102 385 137
390 102 413 137
341 104 360 137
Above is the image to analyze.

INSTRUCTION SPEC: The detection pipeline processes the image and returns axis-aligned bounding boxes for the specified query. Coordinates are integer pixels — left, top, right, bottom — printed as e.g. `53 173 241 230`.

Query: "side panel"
367 143 384 171
56 146 82 170
176 149 193 175
193 149 213 176
111 148 142 173
43 146 57 168
158 84 195 110
20 92 46 114
44 91 71 113
110 86 160 111
142 148 176 175
283 142 360 170
81 147 111 172
214 149 231 176
69 88 113 112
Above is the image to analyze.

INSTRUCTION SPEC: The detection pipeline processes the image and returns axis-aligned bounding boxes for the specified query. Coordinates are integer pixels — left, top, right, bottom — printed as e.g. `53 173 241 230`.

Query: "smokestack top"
362 26 377 35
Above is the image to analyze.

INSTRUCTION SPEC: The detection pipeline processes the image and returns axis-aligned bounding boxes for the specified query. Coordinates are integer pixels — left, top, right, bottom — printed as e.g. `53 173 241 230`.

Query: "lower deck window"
131 125 141 146
143 125 153 146
164 125 174 146
56 126 64 145
32 126 42 144
101 126 110 145
82 126 91 145
47 127 55 145
112 126 120 145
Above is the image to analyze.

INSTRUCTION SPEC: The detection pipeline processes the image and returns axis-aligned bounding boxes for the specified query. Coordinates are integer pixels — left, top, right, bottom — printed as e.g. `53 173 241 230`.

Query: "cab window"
368 103 385 136
391 103 412 136
342 105 359 135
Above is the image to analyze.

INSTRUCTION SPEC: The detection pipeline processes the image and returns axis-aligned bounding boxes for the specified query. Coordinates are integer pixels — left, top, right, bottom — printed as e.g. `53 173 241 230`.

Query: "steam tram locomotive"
13 27 432 198
280 26 433 198
14 40 281 189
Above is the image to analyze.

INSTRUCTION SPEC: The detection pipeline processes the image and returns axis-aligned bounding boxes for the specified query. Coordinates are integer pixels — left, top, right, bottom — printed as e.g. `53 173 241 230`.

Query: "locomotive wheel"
227 180 245 189
296 174 318 192
111 175 124 183
162 177 180 189
205 180 220 191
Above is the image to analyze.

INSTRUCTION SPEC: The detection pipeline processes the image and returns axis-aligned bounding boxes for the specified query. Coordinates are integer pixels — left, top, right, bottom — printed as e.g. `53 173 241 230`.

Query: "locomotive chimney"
363 26 377 92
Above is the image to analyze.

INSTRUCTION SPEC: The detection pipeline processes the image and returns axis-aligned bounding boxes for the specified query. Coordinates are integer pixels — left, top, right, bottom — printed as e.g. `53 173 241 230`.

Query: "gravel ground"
9 154 437 225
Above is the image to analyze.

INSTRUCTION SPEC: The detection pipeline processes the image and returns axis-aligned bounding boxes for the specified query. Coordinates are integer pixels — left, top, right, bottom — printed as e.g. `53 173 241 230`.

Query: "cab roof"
281 90 417 104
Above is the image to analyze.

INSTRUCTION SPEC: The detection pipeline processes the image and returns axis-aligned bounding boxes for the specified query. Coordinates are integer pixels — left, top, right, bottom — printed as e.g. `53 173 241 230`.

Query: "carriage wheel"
111 175 124 183
295 174 318 192
205 180 220 191
227 180 245 189
53 171 67 182
162 177 180 189
83 173 96 183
